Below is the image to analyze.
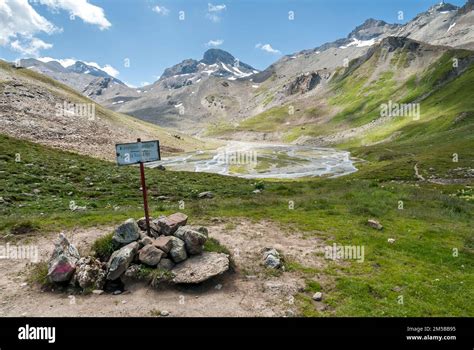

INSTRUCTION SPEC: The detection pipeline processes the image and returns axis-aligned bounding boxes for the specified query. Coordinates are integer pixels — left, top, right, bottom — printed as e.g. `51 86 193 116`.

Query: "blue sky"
0 0 468 87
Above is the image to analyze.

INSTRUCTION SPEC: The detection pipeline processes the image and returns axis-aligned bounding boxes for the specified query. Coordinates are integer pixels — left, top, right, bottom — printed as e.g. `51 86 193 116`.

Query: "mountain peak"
348 18 400 40
427 1 458 13
457 0 474 14
201 49 236 65
159 49 258 82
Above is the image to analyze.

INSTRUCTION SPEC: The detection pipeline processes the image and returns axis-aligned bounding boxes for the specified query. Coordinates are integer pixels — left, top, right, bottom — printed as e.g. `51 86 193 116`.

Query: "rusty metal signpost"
115 139 161 235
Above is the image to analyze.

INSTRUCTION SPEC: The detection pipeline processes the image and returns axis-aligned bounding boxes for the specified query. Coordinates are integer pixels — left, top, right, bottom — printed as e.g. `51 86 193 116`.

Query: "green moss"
304 279 322 293
136 266 174 287
204 237 231 255
91 233 115 261
295 294 320 317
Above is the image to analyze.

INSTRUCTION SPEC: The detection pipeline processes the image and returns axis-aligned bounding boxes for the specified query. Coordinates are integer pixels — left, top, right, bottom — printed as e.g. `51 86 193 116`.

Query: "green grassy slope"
207 43 474 169
1 134 472 316
0 60 208 155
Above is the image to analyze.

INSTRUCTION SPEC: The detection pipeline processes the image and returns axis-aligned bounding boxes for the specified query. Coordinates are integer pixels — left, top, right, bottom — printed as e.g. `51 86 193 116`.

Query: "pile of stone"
46 213 230 293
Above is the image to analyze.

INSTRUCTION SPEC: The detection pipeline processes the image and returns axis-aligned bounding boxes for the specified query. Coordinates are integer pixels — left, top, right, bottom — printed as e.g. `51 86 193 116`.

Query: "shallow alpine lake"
149 141 357 179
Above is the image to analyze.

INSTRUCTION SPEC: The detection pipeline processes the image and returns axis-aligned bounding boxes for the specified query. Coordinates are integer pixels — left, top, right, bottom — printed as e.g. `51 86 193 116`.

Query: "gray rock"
264 254 281 269
137 217 160 236
138 245 165 267
172 252 229 284
136 217 152 231
74 256 106 290
367 219 383 230
112 219 140 246
156 212 188 236
312 292 323 301
47 233 80 283
263 248 279 260
262 248 281 269
187 225 209 237
138 230 147 240
169 237 187 263
107 242 139 280
140 236 154 247
153 236 173 253
175 227 207 255
198 191 214 199
157 258 175 271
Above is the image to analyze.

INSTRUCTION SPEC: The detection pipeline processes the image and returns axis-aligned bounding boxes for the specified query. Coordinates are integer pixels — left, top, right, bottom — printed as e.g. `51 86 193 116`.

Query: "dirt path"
0 219 327 317
414 163 425 181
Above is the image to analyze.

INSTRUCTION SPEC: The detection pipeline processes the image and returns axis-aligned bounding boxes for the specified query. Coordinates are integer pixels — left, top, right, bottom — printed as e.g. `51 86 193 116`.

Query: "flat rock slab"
171 252 230 284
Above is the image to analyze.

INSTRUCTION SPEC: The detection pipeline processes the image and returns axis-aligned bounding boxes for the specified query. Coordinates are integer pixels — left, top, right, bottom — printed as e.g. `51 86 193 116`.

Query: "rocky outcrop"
41 214 230 293
174 227 207 255
155 213 188 235
153 236 174 253
47 234 80 283
168 237 188 263
172 252 230 284
138 245 165 267
285 72 321 95
112 219 140 246
107 242 139 280
74 257 106 290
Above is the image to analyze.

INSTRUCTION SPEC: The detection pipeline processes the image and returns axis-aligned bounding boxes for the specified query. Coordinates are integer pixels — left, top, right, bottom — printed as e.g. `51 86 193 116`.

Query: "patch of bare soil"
0 219 327 317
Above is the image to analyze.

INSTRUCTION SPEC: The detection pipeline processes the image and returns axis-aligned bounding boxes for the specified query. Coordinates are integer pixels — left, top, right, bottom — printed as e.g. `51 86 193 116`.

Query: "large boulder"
172 252 229 284
138 245 165 267
112 219 140 246
174 227 207 255
107 242 139 280
169 237 187 263
74 256 107 290
156 213 188 236
47 233 80 283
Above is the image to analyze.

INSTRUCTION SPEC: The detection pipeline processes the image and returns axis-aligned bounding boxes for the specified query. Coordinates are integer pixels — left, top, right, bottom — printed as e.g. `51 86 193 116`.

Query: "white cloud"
38 56 120 77
0 0 111 57
81 60 119 77
206 39 224 47
11 37 53 56
255 43 281 55
97 64 119 77
38 56 76 67
0 0 58 55
152 5 169 16
34 0 111 30
206 3 226 22
141 82 150 87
